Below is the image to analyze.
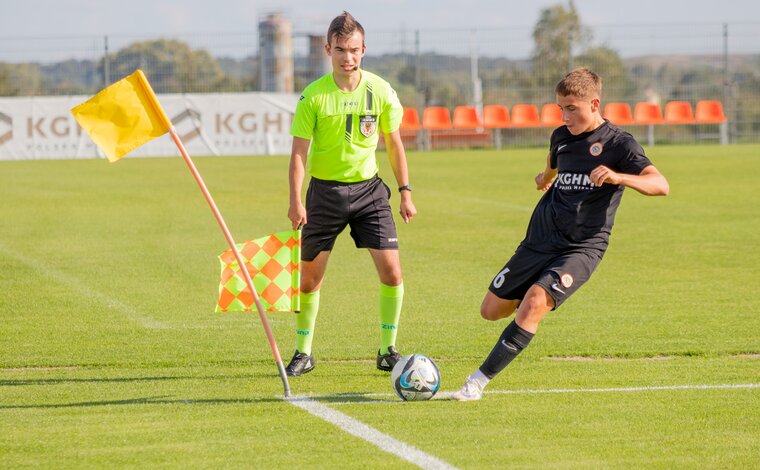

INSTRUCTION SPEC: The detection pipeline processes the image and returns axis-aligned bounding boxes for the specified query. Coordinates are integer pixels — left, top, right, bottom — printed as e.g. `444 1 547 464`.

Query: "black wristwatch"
398 185 413 192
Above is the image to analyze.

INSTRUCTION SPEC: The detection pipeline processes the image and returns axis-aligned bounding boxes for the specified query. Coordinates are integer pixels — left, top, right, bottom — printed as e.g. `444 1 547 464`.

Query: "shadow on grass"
0 395 286 409
0 392 401 409
290 393 398 404
0 373 270 387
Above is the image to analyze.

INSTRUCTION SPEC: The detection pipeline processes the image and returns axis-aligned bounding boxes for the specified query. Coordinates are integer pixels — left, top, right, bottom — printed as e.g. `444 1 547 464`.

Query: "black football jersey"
522 120 652 253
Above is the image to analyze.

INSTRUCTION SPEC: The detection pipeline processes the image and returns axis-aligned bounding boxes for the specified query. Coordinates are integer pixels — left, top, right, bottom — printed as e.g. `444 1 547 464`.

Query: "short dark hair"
326 11 365 45
555 68 602 100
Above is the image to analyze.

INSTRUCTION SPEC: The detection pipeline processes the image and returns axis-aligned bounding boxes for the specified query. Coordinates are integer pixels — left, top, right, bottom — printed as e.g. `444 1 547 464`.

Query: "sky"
1 0 759 61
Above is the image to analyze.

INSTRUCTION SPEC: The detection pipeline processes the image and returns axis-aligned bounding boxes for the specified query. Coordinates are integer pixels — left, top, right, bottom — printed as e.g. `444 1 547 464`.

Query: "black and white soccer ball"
391 354 441 401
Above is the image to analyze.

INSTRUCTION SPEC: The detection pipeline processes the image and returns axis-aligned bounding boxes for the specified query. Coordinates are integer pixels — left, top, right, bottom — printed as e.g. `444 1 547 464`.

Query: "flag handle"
168 126 291 398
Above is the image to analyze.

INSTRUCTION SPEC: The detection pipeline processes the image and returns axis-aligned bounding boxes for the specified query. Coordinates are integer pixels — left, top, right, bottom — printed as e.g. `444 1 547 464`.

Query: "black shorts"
301 175 398 261
488 244 603 309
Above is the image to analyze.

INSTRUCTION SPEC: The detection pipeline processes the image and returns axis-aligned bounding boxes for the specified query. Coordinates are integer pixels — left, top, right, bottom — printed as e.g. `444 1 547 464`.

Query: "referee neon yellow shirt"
290 70 403 183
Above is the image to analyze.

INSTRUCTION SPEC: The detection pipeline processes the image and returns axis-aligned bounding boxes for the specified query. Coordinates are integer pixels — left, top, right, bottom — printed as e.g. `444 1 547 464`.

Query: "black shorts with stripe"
488 244 604 309
302 175 398 261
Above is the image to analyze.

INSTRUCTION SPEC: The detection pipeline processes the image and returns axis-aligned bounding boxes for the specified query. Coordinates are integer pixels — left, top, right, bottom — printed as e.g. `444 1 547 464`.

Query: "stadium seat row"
400 101 727 131
601 101 726 125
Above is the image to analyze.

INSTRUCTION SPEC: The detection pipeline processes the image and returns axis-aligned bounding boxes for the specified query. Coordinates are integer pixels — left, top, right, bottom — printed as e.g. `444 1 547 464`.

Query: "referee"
285 11 416 376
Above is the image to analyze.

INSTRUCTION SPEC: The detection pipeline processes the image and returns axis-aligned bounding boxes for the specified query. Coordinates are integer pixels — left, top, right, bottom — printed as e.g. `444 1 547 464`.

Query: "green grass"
1 144 758 468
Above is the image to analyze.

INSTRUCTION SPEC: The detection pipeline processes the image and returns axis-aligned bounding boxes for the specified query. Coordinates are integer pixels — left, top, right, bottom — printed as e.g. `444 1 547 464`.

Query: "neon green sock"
295 290 319 355
379 282 404 354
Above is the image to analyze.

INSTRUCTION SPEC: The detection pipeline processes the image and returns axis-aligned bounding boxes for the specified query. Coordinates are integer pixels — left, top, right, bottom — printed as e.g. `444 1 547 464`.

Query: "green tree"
100 39 227 93
574 46 635 101
531 1 591 87
0 63 43 96
733 62 760 137
486 66 539 105
0 65 8 95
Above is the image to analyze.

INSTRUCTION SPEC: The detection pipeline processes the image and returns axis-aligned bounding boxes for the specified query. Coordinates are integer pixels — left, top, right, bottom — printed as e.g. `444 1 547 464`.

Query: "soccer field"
1 145 758 468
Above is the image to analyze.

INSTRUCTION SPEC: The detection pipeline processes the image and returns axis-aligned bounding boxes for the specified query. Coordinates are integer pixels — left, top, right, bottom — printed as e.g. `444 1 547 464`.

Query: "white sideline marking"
479 382 760 396
286 396 458 470
319 383 760 405
0 243 169 330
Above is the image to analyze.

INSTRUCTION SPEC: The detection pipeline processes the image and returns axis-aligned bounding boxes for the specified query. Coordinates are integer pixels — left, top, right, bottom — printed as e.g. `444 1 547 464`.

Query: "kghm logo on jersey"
589 141 603 157
554 172 596 191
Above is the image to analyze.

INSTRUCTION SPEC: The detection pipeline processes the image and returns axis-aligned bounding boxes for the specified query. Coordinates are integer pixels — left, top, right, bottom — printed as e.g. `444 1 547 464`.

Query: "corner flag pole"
168 128 291 397
71 70 291 397
142 74 291 396
83 70 291 396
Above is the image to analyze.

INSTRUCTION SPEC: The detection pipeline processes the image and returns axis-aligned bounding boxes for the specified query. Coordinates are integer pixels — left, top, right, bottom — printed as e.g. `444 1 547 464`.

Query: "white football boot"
450 375 484 401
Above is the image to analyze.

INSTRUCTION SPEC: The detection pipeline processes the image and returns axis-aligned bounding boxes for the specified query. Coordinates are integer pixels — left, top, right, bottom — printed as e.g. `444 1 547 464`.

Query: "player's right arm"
289 88 317 229
535 153 557 191
288 137 310 229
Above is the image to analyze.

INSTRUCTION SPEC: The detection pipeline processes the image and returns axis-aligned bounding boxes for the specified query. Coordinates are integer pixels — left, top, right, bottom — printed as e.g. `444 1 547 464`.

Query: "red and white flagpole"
168 127 291 398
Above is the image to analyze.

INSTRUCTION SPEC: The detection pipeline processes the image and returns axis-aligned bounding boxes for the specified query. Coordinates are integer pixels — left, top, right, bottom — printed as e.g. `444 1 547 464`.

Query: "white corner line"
285 395 458 470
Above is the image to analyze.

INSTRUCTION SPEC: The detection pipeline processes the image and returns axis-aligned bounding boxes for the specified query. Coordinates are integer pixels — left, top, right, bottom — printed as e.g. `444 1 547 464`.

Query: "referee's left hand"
399 197 416 224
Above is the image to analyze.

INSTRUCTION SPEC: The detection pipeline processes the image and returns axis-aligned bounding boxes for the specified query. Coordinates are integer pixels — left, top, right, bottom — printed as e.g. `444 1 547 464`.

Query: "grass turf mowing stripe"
0 242 169 330
286 396 458 470
424 188 534 212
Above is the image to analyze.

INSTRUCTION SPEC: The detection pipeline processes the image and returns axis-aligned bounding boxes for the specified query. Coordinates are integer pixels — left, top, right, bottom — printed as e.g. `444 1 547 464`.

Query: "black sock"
479 320 535 379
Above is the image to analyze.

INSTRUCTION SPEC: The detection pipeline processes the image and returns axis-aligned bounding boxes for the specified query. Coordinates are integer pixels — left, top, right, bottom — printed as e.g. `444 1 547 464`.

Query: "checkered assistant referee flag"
216 230 301 313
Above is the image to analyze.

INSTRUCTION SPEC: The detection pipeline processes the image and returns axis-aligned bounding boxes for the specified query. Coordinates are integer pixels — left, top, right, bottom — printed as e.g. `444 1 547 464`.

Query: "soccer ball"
391 354 441 401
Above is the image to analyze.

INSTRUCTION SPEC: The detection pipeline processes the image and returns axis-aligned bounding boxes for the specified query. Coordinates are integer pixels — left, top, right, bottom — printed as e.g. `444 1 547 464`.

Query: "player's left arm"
385 130 417 223
590 164 670 196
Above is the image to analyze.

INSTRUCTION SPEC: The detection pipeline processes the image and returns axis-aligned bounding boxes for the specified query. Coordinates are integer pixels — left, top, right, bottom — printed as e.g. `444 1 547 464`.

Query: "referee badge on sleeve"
360 115 377 137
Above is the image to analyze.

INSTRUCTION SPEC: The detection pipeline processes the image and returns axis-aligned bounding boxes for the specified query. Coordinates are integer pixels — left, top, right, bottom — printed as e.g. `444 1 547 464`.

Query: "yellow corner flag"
71 70 171 162
70 69 292 396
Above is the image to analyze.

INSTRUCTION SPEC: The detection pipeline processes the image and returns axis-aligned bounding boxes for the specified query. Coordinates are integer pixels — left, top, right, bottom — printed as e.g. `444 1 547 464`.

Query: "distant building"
259 13 294 92
307 35 330 82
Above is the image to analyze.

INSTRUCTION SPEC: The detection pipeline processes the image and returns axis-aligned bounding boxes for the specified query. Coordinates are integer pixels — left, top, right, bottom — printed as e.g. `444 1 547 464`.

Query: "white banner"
0 92 299 160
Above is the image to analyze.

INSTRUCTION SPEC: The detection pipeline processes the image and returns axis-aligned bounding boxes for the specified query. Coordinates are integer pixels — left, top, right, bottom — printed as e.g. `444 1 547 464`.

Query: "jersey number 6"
493 267 510 288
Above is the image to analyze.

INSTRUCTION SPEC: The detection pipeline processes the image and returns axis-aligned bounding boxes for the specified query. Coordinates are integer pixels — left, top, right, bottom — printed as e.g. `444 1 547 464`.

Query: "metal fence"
2 19 760 146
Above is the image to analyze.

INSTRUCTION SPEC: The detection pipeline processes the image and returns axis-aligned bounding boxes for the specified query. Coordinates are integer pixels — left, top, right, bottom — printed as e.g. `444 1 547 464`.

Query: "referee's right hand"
288 203 307 229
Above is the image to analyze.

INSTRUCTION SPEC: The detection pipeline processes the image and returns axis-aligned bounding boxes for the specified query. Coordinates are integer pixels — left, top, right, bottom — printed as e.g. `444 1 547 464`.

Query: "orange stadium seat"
452 106 483 128
511 104 540 128
633 102 664 125
603 102 633 125
664 101 695 124
540 103 563 127
695 100 727 123
400 107 421 131
422 106 452 130
483 105 511 128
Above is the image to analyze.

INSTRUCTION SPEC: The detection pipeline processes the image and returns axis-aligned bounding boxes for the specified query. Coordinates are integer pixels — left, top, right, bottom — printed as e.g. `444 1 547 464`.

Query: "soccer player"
451 68 669 400
285 11 416 376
